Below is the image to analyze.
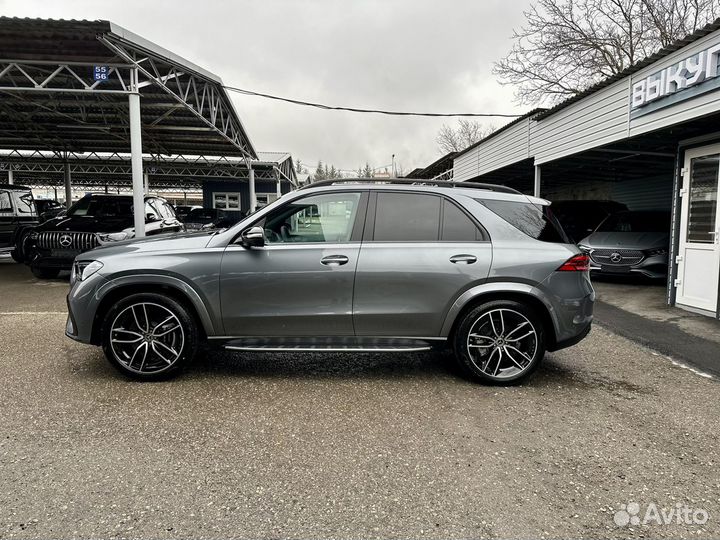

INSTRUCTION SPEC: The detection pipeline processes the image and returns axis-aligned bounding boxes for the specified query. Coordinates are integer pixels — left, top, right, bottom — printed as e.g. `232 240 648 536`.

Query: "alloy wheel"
466 308 538 379
109 302 185 374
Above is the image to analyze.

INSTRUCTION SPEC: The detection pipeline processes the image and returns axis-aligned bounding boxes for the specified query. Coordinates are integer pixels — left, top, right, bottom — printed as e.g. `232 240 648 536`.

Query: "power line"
224 85 521 118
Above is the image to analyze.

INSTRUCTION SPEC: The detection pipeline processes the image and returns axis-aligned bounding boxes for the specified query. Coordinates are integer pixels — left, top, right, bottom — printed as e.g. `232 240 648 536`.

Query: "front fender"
96 273 219 337
439 281 560 338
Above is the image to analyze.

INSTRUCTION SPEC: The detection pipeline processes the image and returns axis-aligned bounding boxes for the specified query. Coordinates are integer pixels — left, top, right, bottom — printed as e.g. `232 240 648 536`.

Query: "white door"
676 145 720 313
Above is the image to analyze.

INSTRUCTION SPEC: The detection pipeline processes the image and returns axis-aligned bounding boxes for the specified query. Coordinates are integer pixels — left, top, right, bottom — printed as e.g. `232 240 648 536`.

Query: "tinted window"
442 199 479 241
263 192 361 243
15 193 35 214
67 196 133 217
145 201 160 221
0 192 10 212
480 199 570 243
597 211 670 233
374 193 440 241
187 209 219 221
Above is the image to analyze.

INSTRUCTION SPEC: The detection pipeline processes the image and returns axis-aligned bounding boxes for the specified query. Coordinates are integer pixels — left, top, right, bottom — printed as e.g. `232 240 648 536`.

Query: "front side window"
0 191 11 212
373 192 441 241
144 200 160 221
14 193 35 214
261 192 362 244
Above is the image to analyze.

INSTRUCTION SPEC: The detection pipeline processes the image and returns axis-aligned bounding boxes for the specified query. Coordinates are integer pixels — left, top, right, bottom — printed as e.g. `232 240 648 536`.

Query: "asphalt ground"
1 256 719 539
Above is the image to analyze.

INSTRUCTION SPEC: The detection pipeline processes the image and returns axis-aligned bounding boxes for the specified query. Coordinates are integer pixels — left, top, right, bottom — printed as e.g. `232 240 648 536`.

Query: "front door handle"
450 254 477 264
321 255 349 266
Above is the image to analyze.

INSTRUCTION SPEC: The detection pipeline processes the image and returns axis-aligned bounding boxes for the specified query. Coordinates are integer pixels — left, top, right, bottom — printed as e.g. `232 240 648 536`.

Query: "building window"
256 193 279 209
213 193 241 211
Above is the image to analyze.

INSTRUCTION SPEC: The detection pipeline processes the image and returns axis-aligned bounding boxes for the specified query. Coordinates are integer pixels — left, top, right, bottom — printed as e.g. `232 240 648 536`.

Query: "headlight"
97 231 133 243
71 260 103 283
646 248 668 256
577 244 592 253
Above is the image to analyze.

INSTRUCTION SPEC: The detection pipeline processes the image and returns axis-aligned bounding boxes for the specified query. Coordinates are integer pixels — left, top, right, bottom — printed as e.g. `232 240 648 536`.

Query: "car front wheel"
101 293 198 381
453 300 545 384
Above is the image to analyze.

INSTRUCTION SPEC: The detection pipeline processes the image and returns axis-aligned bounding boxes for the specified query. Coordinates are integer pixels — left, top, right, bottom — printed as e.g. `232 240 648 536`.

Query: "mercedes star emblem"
59 234 73 248
609 252 623 263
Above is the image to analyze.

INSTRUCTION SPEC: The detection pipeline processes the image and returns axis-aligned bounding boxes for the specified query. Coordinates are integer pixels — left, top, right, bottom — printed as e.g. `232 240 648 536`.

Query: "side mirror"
146 213 160 223
240 226 265 248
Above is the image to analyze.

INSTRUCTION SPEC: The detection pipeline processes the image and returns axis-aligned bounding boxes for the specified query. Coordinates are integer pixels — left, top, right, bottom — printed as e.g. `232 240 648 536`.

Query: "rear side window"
479 199 570 243
373 193 441 241
442 199 481 241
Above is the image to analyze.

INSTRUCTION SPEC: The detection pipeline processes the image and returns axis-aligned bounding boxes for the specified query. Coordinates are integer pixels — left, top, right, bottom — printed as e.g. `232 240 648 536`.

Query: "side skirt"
208 336 446 353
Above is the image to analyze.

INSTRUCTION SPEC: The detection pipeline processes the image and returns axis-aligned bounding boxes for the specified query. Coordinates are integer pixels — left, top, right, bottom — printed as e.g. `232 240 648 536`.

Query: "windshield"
597 211 670 233
67 196 133 218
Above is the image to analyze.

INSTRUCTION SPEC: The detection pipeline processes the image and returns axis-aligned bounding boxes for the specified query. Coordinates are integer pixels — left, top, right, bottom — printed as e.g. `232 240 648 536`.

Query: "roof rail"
298 178 522 194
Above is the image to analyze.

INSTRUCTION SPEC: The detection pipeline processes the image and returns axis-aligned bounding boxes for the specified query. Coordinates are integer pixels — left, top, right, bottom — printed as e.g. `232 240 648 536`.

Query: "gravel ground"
1 258 719 539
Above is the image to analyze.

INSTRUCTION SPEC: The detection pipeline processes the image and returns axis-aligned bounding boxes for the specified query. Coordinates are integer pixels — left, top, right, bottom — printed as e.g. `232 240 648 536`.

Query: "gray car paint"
66 184 594 351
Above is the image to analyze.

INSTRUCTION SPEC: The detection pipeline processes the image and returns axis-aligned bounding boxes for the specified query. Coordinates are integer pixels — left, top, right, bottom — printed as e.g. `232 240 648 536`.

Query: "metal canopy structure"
0 17 260 236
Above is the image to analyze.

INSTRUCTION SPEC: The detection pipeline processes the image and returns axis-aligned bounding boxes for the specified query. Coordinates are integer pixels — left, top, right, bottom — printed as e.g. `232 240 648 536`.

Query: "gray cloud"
1 0 532 171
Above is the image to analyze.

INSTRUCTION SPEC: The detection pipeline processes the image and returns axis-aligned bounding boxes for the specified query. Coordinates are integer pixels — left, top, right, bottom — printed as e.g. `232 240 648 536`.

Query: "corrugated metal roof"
454 108 547 159
0 17 256 159
536 17 720 120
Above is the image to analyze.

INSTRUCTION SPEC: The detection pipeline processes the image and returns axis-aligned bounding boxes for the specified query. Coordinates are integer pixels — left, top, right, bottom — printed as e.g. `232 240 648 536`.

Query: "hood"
579 231 669 250
36 214 133 233
77 230 217 261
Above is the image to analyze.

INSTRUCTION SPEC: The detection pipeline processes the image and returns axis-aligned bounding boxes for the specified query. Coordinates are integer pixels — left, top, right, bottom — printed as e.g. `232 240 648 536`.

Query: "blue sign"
93 66 110 82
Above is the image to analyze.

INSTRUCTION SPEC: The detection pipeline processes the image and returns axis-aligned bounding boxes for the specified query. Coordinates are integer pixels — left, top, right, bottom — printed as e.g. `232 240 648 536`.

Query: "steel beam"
64 161 72 207
129 85 145 238
248 166 256 213
534 165 541 198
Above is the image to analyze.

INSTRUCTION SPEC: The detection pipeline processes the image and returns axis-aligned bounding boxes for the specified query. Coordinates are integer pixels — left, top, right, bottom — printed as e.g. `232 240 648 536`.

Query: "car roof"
298 179 549 206
0 183 32 191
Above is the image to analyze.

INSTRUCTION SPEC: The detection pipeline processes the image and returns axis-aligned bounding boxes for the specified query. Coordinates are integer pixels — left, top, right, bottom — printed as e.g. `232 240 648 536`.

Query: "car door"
0 190 13 248
220 190 368 336
353 191 492 336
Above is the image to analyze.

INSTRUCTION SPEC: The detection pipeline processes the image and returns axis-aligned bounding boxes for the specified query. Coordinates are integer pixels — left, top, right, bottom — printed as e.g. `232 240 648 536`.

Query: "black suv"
0 184 39 262
182 208 243 230
25 193 183 278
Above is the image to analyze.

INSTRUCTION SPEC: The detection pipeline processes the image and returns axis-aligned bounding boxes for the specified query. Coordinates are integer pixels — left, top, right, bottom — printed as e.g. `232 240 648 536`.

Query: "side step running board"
220 336 439 353
224 345 433 353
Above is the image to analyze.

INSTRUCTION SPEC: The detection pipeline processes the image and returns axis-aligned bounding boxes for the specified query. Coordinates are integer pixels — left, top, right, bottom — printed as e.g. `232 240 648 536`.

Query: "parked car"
25 193 183 279
578 210 671 279
65 179 594 384
0 184 39 262
183 208 242 230
551 200 628 243
34 199 66 223
173 205 202 221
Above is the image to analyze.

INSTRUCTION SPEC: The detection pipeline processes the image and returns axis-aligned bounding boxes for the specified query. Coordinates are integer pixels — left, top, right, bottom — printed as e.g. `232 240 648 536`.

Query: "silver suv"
66 180 594 384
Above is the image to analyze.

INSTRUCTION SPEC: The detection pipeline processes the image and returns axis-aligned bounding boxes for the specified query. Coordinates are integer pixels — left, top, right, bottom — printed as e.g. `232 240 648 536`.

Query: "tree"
362 163 374 178
314 160 326 181
295 159 305 174
494 0 720 105
436 119 495 154
356 167 363 178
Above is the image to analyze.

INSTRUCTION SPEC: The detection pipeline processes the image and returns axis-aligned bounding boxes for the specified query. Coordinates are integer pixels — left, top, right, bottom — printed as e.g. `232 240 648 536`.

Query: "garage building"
452 18 720 320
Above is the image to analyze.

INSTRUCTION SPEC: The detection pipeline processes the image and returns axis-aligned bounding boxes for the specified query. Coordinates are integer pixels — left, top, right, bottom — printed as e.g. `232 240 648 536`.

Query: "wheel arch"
442 284 559 350
90 276 216 345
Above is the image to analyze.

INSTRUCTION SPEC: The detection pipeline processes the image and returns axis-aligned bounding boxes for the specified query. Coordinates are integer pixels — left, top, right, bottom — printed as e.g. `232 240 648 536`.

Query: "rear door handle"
450 254 477 264
321 255 349 266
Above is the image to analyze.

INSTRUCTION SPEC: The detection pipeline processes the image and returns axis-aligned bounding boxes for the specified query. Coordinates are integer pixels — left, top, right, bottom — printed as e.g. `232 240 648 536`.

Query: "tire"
10 230 31 263
453 299 545 385
101 293 199 381
30 265 60 279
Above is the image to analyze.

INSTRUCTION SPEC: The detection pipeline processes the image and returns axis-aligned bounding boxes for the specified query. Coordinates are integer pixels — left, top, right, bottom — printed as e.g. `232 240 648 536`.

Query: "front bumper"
589 253 668 279
65 272 108 344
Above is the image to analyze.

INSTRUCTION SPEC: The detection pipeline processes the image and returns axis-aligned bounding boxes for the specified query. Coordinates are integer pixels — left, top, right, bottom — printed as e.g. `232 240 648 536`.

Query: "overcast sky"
1 0 532 173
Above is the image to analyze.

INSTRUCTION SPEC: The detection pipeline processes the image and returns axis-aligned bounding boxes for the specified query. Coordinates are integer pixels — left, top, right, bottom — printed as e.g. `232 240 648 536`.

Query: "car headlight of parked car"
97 230 134 243
645 248 668 256
71 260 103 283
577 244 592 254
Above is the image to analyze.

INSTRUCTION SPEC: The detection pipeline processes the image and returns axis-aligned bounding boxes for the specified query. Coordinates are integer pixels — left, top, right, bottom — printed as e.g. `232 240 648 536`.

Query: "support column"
143 172 150 195
276 177 282 198
64 161 72 208
129 89 145 238
248 166 256 213
533 165 541 198
7 166 13 185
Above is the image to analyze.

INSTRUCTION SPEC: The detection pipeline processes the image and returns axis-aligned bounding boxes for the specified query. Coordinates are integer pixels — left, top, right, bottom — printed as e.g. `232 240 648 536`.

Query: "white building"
452 19 720 319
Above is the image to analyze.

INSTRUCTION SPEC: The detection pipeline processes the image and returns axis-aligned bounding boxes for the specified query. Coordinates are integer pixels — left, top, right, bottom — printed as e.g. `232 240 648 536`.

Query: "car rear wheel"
30 265 60 279
101 293 198 381
453 300 545 385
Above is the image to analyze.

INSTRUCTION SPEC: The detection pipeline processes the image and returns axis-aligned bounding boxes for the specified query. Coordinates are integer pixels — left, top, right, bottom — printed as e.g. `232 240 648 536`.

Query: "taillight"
557 254 590 272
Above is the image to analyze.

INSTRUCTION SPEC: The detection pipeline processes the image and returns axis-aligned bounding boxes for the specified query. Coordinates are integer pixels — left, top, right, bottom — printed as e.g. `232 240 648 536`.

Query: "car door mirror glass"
240 226 265 248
